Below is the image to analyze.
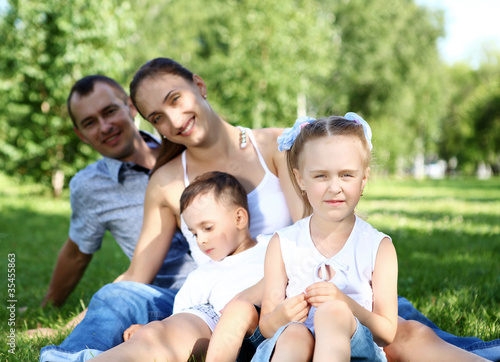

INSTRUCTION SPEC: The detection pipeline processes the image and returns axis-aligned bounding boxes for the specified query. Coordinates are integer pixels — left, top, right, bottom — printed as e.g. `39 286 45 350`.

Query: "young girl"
256 114 398 361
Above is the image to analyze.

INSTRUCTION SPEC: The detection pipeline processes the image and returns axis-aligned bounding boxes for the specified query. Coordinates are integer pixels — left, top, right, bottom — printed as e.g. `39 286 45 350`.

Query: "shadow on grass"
394 227 499 299
366 195 499 203
371 178 500 191
365 207 500 228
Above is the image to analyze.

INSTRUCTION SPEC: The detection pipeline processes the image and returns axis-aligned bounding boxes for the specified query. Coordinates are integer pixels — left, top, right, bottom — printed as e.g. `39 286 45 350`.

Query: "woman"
40 58 498 362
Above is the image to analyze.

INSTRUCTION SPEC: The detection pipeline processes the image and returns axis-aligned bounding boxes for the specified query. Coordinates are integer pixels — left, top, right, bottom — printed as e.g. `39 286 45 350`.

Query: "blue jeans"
398 296 500 361
40 292 500 361
252 319 386 362
40 281 178 361
152 232 197 290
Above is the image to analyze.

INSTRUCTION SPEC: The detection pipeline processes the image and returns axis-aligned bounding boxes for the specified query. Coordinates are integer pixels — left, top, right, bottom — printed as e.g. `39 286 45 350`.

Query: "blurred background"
1 0 499 197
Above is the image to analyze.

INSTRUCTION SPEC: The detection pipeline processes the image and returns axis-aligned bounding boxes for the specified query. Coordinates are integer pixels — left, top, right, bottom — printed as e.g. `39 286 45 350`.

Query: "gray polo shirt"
68 131 195 289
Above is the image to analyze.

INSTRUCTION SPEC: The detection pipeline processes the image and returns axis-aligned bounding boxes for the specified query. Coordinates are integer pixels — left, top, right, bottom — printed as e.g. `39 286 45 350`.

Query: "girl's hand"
274 293 310 325
122 323 145 341
304 282 346 308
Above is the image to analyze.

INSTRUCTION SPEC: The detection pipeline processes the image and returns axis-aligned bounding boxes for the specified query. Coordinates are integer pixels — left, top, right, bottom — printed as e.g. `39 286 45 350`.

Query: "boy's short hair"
180 171 249 221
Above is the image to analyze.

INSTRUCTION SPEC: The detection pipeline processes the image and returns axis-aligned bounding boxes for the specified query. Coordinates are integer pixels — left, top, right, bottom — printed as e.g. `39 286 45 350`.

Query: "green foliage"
1 0 500 192
323 0 447 172
193 0 337 129
0 0 135 190
125 0 337 129
441 54 500 174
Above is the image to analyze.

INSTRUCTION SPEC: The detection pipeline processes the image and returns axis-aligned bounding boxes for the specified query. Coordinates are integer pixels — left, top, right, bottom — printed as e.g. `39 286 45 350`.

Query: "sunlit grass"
360 177 500 338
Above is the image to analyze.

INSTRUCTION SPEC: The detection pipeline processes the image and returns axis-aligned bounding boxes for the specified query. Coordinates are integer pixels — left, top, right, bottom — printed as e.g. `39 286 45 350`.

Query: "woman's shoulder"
147 155 186 210
150 154 183 183
252 127 284 143
248 128 284 176
251 127 284 159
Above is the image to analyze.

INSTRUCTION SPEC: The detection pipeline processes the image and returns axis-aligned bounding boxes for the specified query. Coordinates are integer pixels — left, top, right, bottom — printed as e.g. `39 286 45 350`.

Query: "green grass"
0 172 499 361
0 172 129 361
360 177 500 340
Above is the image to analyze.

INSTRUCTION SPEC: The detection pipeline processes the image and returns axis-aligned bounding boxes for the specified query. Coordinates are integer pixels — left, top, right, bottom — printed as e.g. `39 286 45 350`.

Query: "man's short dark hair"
67 75 128 127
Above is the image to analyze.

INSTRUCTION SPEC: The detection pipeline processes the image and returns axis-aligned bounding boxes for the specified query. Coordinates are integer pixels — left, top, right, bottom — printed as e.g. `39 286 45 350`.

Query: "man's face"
71 82 138 160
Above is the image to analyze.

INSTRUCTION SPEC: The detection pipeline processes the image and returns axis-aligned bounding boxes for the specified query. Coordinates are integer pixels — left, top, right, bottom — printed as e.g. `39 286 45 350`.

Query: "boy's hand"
274 292 310 325
304 282 346 308
122 323 145 341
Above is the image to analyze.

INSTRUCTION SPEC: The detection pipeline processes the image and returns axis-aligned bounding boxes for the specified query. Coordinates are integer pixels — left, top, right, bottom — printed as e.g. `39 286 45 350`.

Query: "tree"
125 0 337 129
316 0 448 174
440 50 500 175
191 0 337 129
439 63 477 172
0 0 135 195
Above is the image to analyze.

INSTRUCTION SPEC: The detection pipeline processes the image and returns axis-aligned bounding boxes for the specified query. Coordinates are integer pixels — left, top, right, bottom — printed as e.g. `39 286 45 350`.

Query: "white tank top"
277 215 390 330
180 127 293 265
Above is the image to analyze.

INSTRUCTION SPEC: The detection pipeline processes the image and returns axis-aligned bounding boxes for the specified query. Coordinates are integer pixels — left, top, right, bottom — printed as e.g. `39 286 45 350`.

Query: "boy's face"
183 192 245 261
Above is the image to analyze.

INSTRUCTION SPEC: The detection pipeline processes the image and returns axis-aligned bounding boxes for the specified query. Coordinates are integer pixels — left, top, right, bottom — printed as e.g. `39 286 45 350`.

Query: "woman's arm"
254 127 304 222
259 235 309 338
116 167 181 284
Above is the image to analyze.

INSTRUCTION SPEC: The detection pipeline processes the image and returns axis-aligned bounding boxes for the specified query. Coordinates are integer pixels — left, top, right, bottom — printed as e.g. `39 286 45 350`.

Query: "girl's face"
293 135 369 224
134 73 210 147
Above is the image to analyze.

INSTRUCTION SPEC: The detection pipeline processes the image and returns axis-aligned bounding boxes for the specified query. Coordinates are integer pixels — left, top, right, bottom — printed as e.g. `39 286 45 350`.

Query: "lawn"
0 172 499 361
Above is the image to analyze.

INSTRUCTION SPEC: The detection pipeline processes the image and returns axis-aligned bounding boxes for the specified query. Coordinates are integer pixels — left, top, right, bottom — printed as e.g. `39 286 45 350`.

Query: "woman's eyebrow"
146 90 176 120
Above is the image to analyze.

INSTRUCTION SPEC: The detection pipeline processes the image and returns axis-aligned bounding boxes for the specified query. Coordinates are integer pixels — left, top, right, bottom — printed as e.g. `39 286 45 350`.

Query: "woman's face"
135 73 210 146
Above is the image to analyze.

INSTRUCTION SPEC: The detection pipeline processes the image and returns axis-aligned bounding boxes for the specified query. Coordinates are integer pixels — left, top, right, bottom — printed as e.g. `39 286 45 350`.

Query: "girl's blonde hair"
286 116 372 217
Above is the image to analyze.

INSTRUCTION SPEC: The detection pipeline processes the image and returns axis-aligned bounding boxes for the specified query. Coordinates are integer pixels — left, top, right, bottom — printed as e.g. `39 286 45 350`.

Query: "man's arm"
41 237 93 307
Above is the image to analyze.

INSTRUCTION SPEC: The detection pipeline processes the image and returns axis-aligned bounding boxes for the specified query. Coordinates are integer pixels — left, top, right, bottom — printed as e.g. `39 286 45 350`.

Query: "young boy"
121 171 264 362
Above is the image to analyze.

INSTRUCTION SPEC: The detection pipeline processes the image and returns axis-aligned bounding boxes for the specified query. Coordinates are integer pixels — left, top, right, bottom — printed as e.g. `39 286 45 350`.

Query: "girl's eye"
314 174 326 179
205 226 213 232
341 174 353 178
172 95 180 104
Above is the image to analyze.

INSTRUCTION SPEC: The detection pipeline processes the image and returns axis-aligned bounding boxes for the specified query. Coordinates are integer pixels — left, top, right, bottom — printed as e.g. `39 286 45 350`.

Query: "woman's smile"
179 116 195 136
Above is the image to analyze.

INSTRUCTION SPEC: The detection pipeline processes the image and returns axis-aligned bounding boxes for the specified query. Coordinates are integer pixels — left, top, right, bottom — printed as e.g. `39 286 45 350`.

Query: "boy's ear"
292 168 305 191
234 207 249 230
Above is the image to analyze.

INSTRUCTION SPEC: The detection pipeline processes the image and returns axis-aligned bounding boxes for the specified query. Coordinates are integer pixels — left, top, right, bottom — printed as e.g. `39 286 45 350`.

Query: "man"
42 75 196 308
